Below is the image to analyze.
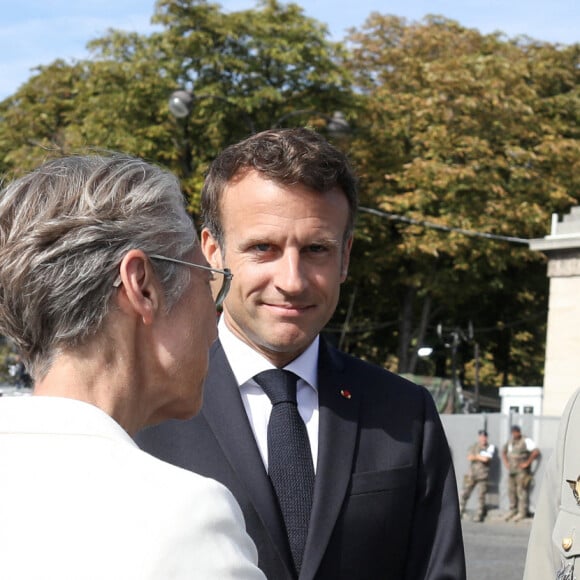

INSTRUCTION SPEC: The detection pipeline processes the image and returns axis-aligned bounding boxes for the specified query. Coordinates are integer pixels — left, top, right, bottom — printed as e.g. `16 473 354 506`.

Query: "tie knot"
254 369 299 405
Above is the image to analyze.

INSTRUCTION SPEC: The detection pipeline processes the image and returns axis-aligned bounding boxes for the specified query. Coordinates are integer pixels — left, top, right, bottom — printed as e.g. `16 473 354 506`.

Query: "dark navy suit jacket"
136 339 466 580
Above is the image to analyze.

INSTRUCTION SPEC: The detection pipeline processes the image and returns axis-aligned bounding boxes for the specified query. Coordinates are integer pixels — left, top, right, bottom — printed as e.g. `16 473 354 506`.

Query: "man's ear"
201 228 223 269
340 234 354 282
116 250 160 325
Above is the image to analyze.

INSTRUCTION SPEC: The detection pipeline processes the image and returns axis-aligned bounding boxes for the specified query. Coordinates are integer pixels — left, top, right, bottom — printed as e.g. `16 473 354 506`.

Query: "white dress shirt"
219 316 320 472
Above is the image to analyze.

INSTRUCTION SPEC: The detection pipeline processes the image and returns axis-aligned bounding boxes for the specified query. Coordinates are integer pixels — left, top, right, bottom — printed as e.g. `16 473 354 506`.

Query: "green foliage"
333 15 578 386
149 0 352 204
0 0 350 213
0 339 14 384
0 60 86 175
0 4 578 393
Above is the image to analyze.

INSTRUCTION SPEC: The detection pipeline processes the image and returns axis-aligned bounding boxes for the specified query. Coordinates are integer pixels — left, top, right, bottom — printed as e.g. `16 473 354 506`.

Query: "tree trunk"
408 293 432 374
397 286 416 373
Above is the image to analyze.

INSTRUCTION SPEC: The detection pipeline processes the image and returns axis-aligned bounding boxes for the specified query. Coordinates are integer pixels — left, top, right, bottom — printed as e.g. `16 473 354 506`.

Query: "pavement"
463 510 532 580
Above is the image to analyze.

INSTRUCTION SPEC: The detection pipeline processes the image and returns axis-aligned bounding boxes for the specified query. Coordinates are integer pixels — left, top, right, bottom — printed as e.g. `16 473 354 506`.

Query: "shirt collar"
218 315 319 390
0 396 136 446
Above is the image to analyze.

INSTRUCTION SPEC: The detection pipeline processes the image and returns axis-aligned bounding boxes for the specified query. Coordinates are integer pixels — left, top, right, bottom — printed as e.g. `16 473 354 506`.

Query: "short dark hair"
511 425 521 433
201 128 358 247
478 429 488 436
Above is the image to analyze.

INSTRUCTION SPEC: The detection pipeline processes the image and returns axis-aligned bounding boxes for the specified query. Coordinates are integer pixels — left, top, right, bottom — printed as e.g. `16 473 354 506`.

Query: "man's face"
478 433 488 445
202 170 352 367
511 429 522 440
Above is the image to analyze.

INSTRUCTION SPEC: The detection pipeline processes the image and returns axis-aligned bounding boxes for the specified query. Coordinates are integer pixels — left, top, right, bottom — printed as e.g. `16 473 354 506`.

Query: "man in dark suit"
137 128 465 580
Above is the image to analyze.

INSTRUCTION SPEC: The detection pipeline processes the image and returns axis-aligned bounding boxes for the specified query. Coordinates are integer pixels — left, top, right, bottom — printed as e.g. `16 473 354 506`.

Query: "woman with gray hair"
0 153 264 580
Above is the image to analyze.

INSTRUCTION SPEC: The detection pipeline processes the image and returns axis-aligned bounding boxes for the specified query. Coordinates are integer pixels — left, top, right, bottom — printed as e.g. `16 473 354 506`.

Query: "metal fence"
441 412 561 513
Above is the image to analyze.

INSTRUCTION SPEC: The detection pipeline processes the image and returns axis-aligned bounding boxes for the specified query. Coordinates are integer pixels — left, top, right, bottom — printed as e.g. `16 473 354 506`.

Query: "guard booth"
499 386 543 416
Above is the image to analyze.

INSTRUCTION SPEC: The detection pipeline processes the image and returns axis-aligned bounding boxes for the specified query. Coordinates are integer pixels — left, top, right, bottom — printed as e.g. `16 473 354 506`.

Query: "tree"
334 15 579 387
0 0 351 211
1 6 577 392
0 0 356 384
0 60 86 176
150 0 352 205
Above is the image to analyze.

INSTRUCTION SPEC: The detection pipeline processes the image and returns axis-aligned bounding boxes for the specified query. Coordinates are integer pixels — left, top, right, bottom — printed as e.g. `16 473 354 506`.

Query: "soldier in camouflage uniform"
502 425 540 522
460 430 495 522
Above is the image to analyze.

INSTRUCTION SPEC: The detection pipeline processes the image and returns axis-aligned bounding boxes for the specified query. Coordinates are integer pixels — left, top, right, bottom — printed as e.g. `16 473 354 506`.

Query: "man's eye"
254 244 271 252
308 244 327 253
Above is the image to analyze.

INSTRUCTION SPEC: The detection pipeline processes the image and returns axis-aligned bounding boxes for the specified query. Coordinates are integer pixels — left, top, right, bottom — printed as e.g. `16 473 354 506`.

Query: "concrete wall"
542 274 580 416
441 412 561 513
529 207 580 416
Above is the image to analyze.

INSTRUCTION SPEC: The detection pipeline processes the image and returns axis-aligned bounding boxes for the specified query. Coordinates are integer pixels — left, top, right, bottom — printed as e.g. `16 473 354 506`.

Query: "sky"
0 0 578 101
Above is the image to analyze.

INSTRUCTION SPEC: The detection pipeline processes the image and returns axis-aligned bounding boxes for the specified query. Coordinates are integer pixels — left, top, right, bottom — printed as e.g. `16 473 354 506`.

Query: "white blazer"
0 396 265 580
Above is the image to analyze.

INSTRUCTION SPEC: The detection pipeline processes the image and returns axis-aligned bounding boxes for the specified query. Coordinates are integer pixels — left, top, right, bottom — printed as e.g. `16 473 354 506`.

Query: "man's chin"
259 331 315 357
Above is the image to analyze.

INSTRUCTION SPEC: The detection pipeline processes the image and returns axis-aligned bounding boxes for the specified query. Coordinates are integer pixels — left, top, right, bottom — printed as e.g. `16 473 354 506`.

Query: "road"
463 512 532 580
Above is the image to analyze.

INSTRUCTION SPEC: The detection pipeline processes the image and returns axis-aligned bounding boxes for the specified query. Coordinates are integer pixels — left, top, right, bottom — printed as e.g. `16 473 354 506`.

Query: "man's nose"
274 250 308 294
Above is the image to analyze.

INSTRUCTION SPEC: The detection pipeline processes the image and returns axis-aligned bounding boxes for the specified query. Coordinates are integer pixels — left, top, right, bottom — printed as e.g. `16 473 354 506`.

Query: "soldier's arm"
478 444 495 464
501 446 509 469
519 448 540 469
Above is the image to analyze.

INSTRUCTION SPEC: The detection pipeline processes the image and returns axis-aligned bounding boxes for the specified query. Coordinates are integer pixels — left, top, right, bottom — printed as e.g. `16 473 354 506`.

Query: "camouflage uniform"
460 441 494 521
504 435 536 519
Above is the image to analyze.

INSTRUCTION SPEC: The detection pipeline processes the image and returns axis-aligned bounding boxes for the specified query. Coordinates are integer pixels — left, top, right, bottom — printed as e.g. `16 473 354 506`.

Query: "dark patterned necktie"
254 369 315 575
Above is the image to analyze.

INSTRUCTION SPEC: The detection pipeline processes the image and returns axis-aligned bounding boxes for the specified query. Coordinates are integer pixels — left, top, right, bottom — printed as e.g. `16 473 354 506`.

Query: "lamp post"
167 89 350 134
168 90 193 119
436 322 481 411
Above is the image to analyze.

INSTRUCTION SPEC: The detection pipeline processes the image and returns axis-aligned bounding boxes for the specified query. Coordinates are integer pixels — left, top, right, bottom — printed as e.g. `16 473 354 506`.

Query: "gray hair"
0 153 195 379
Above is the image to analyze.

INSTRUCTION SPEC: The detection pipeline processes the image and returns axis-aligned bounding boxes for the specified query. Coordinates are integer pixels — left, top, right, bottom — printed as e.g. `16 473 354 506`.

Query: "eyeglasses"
113 254 232 308
150 254 232 308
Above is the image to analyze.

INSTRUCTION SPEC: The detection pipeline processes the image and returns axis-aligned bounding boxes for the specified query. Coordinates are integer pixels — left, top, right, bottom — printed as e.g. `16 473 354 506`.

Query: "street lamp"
167 89 350 134
168 90 193 119
168 89 255 132
437 322 481 411
326 111 350 135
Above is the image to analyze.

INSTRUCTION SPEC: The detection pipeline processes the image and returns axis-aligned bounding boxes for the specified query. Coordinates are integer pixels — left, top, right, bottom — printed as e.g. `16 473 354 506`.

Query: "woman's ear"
116 250 160 325
201 228 223 269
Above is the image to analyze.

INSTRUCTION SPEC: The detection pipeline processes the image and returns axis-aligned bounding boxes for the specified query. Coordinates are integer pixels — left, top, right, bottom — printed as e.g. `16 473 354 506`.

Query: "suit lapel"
201 341 294 572
300 340 362 580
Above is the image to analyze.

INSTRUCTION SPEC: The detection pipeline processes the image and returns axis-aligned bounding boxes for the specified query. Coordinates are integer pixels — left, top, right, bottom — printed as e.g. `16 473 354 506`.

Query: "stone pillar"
530 207 580 416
